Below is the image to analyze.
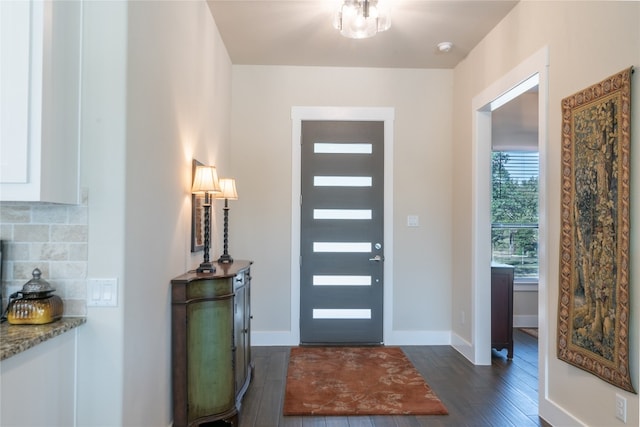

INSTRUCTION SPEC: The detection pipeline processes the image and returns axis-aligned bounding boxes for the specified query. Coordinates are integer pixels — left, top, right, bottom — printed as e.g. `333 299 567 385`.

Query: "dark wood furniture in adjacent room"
171 261 253 427
491 263 514 359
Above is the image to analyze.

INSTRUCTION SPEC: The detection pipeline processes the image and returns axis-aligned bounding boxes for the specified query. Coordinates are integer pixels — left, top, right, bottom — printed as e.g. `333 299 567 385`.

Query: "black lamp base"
196 262 216 273
218 202 234 265
197 196 216 273
217 254 234 264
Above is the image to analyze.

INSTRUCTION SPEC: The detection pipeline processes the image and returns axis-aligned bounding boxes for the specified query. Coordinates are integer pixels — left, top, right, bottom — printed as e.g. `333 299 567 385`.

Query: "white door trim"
291 106 395 345
469 46 578 426
468 46 549 365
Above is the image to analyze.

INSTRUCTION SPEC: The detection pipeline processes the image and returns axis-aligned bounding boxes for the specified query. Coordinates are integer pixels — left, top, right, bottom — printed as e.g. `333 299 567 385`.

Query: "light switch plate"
87 278 118 307
407 215 419 227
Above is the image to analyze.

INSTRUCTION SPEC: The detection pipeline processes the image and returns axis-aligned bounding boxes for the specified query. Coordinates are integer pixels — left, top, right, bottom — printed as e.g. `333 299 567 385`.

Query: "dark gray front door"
300 120 384 344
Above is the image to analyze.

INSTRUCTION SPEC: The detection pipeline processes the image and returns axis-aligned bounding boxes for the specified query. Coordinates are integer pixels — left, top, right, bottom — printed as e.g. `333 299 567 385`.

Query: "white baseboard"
251 330 452 346
513 315 538 328
384 330 451 346
251 331 297 346
539 394 587 426
450 332 475 363
253 325 538 347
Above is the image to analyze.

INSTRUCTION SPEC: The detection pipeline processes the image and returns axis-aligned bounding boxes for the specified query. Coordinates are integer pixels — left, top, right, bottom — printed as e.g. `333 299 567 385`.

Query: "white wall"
77 1 127 424
230 66 453 344
514 289 538 327
77 1 232 425
452 1 639 426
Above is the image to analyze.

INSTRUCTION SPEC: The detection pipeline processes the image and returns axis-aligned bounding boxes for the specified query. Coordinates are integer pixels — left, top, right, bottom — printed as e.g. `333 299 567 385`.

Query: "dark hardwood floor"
214 329 550 427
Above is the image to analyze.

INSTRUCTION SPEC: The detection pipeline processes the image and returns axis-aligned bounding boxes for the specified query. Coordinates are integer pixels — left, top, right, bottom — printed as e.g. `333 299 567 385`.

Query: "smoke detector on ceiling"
437 42 453 53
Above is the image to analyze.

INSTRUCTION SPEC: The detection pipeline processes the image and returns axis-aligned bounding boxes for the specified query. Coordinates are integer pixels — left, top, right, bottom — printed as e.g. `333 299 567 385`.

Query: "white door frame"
470 46 579 424
471 46 549 365
291 106 395 345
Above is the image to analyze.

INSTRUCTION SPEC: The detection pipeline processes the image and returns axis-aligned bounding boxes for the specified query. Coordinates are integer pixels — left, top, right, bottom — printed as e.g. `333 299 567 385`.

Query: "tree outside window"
491 151 539 279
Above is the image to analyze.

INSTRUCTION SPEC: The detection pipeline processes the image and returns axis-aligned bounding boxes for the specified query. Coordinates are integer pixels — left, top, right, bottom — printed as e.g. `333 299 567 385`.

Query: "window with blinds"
491 151 539 280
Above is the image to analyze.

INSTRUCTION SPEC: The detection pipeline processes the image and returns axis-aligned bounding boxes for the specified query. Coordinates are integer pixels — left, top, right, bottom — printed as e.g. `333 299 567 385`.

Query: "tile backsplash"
0 190 88 316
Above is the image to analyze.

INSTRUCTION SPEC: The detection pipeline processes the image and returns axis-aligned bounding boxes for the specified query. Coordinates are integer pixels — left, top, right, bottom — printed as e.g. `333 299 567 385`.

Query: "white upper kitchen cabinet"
1 0 82 203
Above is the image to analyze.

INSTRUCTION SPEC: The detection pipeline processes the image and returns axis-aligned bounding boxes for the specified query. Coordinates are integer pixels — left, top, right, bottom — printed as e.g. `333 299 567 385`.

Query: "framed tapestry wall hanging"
557 67 634 393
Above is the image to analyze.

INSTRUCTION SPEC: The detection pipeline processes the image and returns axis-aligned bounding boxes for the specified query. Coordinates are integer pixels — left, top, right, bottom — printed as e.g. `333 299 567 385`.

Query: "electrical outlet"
615 393 627 423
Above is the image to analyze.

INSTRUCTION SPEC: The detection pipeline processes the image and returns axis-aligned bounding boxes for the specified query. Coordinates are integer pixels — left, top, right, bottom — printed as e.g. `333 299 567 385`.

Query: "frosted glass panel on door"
313 209 372 220
314 143 372 154
314 176 372 187
313 309 372 319
313 242 371 253
313 275 372 286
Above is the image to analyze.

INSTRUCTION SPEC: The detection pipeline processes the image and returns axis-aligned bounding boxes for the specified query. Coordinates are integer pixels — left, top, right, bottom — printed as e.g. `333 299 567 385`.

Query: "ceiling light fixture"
333 0 391 39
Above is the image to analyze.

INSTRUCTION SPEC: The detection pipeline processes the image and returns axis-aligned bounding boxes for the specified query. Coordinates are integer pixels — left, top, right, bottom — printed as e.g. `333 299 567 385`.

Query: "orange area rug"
283 346 449 416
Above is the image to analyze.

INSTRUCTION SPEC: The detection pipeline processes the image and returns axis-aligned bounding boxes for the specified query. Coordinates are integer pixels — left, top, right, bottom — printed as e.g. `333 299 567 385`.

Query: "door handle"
369 255 383 262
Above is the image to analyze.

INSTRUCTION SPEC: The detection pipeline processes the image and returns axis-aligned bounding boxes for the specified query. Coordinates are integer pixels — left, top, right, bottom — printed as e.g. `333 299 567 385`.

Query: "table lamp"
191 165 221 273
215 178 238 264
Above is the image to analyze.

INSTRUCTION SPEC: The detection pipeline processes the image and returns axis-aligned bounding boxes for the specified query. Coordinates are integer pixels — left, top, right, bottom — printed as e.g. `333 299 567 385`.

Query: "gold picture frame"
557 67 634 392
191 159 204 252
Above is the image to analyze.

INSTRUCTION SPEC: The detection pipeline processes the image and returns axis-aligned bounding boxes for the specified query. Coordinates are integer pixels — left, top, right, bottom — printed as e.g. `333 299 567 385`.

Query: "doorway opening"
470 46 549 417
491 79 540 338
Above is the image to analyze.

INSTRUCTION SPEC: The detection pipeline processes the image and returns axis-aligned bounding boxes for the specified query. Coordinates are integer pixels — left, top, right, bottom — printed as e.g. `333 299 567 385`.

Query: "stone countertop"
0 317 86 361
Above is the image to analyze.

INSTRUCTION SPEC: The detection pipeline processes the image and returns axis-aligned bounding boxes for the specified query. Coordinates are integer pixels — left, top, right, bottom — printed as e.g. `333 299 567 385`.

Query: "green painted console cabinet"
171 261 253 426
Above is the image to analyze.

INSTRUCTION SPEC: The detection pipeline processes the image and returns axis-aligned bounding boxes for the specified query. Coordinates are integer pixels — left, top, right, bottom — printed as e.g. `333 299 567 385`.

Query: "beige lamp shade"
215 178 238 200
191 165 221 194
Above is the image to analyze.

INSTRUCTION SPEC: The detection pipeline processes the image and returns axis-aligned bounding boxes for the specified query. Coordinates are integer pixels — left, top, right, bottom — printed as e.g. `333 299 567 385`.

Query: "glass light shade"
191 165 221 194
376 3 391 31
333 0 390 39
215 178 238 200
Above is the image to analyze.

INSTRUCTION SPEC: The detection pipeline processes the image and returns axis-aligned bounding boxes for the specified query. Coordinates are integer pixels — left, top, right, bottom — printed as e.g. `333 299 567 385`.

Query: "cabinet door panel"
0 0 32 183
491 265 514 358
187 299 234 421
1 0 80 203
491 274 510 341
234 285 246 393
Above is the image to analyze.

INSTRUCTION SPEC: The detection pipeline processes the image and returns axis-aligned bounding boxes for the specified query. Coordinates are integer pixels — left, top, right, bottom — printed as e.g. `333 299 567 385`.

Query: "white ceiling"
206 0 519 69
206 0 535 141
